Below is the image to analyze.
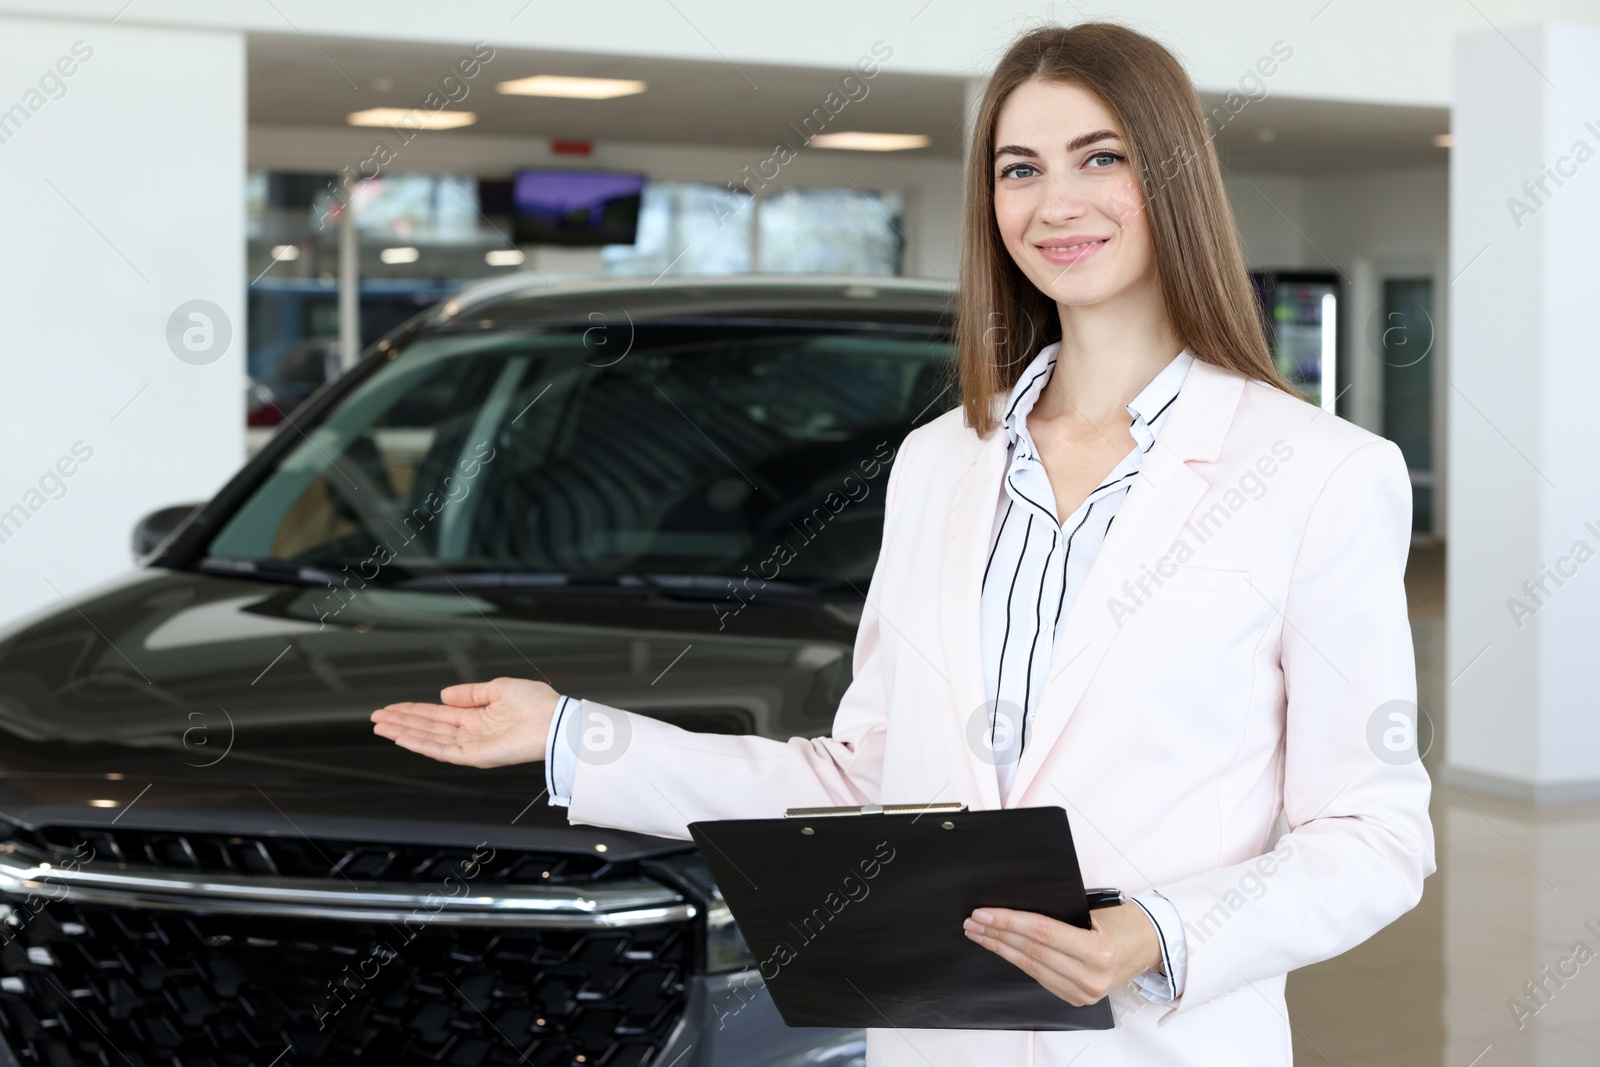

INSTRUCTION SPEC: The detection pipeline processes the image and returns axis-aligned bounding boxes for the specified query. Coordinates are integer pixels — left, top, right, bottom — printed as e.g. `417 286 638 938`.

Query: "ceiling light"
1433 133 1453 148
485 249 526 266
347 107 476 130
270 244 300 261
380 247 419 264
1256 128 1277 143
497 75 646 99
808 131 930 152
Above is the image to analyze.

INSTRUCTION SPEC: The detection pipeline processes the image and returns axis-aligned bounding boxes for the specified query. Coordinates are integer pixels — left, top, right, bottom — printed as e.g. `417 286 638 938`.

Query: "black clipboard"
687 803 1117 1030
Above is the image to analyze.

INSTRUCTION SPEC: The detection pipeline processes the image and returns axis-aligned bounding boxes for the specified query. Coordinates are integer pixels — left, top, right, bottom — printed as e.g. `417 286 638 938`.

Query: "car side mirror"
132 503 204 560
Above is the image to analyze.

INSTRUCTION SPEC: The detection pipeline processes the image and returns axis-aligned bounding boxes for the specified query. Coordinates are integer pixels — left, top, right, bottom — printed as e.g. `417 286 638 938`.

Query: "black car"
0 275 956 1067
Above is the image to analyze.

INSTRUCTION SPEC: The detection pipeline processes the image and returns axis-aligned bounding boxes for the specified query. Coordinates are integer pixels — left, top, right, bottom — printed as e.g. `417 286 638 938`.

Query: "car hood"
0 567 858 858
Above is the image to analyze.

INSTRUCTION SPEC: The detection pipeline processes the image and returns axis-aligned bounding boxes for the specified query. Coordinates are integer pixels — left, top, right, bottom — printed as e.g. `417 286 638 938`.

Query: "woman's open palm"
370 677 560 768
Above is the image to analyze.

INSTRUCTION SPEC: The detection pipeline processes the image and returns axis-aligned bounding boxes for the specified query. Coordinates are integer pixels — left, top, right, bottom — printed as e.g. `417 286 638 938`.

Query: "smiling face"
992 78 1160 311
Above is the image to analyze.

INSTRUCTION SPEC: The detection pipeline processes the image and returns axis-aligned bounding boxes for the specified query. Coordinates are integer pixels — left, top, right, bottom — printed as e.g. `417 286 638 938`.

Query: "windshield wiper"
396 571 651 594
197 556 343 587
641 573 829 601
393 571 844 602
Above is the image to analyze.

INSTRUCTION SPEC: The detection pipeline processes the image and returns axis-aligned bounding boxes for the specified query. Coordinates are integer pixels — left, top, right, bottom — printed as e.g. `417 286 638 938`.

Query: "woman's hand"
962 902 1163 1006
370 677 561 768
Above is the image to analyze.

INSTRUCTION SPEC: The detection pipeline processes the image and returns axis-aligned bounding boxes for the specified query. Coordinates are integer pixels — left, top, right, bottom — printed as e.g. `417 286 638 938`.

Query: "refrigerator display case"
1249 271 1341 414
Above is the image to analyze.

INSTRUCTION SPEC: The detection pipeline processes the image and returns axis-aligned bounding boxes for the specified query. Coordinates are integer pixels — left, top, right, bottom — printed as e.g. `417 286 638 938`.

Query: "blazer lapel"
1006 358 1248 807
937 401 1009 811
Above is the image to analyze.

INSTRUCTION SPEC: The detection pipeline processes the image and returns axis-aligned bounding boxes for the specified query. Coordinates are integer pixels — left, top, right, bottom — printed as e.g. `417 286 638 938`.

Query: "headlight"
644 852 755 973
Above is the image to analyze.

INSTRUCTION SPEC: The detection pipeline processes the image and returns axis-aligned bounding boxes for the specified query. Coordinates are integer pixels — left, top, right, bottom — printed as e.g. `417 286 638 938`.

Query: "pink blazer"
564 356 1436 1066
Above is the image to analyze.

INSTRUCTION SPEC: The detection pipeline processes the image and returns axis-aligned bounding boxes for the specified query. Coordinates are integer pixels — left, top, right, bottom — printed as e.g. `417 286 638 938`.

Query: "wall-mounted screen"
511 168 645 246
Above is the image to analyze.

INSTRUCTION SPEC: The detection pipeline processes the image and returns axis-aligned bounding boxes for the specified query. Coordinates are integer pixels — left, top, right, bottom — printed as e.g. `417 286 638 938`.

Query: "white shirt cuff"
545 694 577 807
1128 889 1188 1004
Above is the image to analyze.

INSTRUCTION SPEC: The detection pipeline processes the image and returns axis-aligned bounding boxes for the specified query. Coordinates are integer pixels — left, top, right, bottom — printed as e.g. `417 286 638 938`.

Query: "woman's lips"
1036 238 1107 266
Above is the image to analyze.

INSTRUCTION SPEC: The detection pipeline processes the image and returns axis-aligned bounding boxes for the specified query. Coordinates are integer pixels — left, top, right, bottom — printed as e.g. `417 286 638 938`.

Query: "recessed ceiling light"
497 75 646 99
347 107 476 130
486 249 525 266
808 131 930 152
380 247 419 264
1433 133 1453 148
270 244 300 261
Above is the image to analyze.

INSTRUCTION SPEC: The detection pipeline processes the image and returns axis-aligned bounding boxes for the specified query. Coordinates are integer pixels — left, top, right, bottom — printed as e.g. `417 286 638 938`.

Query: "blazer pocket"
1162 564 1251 594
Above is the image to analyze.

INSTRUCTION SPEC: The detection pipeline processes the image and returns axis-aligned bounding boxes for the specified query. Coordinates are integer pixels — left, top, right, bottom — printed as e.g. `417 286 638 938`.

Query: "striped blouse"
981 340 1194 1005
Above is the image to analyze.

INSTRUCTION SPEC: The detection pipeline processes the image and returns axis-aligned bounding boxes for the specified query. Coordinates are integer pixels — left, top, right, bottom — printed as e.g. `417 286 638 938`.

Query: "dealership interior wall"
0 1 1596 807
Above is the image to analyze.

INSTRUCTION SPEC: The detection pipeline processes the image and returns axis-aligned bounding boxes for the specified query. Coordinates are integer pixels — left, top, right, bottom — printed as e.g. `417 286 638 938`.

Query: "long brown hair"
951 21 1298 437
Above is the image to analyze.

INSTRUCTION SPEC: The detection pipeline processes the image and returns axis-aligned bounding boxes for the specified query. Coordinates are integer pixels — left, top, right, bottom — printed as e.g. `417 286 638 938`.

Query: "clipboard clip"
783 802 968 818
1085 887 1125 909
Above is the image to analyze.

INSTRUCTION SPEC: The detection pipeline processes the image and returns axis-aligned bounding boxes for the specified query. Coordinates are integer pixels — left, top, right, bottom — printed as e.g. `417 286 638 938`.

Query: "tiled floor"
1286 541 1600 1066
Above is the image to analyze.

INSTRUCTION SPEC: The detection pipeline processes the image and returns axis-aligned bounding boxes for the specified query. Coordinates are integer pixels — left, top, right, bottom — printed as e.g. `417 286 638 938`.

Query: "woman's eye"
998 163 1038 180
1085 151 1124 168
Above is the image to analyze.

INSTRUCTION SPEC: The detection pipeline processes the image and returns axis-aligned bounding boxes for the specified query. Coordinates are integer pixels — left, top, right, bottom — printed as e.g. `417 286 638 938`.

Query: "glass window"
1380 276 1436 536
246 170 508 426
601 182 754 278
345 173 482 242
1380 278 1435 472
757 188 906 275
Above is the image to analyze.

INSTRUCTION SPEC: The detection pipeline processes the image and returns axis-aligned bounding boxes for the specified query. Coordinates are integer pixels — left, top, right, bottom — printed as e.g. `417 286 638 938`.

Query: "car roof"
428 273 958 329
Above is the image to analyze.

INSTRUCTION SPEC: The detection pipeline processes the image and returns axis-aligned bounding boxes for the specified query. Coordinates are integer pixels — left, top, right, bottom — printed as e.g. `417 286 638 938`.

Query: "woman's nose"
1035 174 1090 226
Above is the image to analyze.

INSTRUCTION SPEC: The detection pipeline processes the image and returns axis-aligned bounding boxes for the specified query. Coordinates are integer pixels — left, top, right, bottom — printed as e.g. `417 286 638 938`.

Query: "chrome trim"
783 802 967 818
0 852 692 928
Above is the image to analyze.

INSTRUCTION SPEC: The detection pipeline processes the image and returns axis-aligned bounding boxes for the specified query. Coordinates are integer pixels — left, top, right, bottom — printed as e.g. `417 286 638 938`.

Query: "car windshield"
202 319 952 592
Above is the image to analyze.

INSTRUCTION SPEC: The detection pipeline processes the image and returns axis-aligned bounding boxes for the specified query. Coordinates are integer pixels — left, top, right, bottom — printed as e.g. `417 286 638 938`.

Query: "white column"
1445 22 1600 802
0 17 244 627
338 200 361 371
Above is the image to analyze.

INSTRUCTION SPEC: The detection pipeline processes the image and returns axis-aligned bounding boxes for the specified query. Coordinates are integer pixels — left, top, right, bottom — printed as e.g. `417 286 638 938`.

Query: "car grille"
0 826 694 1067
0 823 613 886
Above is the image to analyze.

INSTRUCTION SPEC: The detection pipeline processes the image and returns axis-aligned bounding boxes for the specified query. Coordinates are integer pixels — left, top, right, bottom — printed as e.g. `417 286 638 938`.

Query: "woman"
372 21 1435 1066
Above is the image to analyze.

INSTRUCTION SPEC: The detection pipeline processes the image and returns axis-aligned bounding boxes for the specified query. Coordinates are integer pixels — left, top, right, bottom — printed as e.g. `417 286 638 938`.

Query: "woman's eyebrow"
993 129 1122 160
992 143 1043 160
1068 129 1121 151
